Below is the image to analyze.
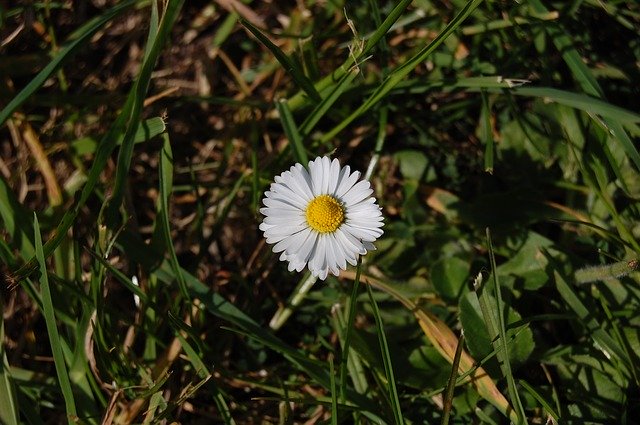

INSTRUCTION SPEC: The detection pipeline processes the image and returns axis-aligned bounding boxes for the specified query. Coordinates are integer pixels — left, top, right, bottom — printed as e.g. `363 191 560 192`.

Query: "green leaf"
395 150 428 181
430 257 469 300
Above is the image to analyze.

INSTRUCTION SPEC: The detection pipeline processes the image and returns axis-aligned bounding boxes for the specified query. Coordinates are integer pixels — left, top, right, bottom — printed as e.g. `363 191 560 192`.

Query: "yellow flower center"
305 195 345 233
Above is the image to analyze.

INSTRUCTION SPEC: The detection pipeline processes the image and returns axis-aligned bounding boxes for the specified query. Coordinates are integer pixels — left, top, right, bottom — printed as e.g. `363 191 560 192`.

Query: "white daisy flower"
259 156 384 280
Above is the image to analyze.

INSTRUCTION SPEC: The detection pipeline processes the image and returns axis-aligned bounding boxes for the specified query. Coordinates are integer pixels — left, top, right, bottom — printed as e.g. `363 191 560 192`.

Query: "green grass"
1 0 639 423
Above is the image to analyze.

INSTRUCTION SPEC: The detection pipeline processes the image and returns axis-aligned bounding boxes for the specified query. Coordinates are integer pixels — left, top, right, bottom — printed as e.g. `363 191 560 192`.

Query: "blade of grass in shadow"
287 0 413 110
104 0 184 226
167 313 235 425
0 175 34 260
157 133 189 299
484 228 526 424
0 0 137 126
480 90 494 174
528 0 640 171
365 283 404 424
321 0 484 142
331 302 368 395
550 256 633 378
85 248 148 303
441 333 465 425
339 258 363 407
330 354 338 425
33 214 77 423
241 18 321 103
493 87 640 124
275 99 308 164
0 298 19 425
519 380 560 423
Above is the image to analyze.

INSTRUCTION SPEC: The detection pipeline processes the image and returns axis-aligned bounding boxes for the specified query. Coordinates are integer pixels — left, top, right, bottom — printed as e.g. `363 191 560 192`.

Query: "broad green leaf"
459 292 535 368
430 257 469 300
395 150 428 181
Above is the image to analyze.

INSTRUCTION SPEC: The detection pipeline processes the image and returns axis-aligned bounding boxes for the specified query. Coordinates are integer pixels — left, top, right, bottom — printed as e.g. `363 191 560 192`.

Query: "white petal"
320 156 331 194
338 226 368 253
309 234 328 279
327 234 347 271
342 223 382 242
309 157 323 196
283 227 313 256
335 169 361 199
327 158 341 195
335 227 366 256
270 183 308 209
282 166 313 202
291 163 314 199
298 230 319 264
262 198 302 211
263 215 306 226
341 180 373 206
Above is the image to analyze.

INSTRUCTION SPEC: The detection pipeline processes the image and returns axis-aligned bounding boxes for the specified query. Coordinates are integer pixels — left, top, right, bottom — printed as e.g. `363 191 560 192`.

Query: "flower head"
259 156 384 280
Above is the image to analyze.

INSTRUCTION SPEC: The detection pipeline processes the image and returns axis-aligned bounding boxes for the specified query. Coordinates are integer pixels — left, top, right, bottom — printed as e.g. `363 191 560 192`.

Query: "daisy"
259 156 384 280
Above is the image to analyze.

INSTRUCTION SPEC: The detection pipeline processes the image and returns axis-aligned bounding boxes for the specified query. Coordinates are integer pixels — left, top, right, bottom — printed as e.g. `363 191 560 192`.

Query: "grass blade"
552 265 632 375
0 175 34 260
298 68 359 138
33 214 77 423
519 379 560 422
365 283 404 424
158 133 189 299
339 258 362 405
330 354 338 425
480 90 494 174
70 116 166 156
275 99 307 164
441 334 465 425
503 87 640 124
104 0 185 224
484 228 526 424
241 18 321 103
0 299 19 425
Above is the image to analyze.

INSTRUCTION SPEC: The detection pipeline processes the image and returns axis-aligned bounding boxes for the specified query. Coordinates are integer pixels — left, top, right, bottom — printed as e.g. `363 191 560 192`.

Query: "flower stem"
269 272 317 330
